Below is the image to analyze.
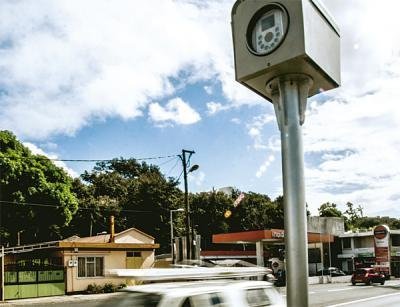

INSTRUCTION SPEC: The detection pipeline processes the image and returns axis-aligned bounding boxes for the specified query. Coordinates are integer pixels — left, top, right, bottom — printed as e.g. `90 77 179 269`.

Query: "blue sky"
1 0 400 217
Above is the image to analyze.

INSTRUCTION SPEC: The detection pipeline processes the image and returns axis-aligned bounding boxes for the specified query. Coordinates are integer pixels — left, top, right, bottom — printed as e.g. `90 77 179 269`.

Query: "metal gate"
4 261 65 300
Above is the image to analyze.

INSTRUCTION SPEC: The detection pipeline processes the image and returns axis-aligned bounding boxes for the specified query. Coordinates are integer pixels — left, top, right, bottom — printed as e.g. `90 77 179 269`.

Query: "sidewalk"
0 292 123 306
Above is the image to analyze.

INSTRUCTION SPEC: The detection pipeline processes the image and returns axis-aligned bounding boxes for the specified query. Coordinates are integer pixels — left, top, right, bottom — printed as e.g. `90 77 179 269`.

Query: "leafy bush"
103 282 117 293
86 283 103 294
86 282 124 294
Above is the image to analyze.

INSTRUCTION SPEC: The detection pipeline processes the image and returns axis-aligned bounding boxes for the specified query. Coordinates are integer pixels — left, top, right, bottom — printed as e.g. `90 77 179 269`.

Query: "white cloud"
244 0 400 217
302 55 400 216
256 155 275 178
0 0 247 139
247 113 276 150
231 118 241 124
148 97 200 125
189 170 205 187
206 101 230 115
321 0 400 96
23 142 78 178
203 85 213 95
2 0 400 219
39 142 58 151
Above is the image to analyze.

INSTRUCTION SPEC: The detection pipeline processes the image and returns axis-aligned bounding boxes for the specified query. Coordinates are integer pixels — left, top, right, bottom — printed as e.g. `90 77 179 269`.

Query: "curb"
0 292 123 306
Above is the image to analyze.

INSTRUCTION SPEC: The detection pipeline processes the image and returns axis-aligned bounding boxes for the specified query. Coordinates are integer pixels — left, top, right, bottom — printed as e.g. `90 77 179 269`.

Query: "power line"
157 156 179 167
0 200 152 213
176 169 184 182
0 154 178 163
166 157 181 177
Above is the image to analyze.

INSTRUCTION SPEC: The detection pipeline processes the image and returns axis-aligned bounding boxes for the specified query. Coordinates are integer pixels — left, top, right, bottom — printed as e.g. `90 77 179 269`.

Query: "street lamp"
179 149 199 260
188 165 199 173
170 208 184 263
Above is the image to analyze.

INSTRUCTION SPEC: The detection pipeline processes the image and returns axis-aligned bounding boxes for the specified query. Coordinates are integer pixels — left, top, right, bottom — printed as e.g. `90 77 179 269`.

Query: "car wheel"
352 281 356 286
366 279 371 286
381 280 385 285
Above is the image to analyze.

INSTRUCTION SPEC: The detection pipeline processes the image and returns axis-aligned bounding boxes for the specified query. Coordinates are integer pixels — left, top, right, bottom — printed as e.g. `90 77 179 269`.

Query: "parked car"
111 280 285 307
316 267 346 277
351 268 385 285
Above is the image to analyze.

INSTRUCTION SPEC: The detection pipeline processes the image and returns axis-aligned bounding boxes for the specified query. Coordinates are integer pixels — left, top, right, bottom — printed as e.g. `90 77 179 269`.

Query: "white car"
115 280 285 307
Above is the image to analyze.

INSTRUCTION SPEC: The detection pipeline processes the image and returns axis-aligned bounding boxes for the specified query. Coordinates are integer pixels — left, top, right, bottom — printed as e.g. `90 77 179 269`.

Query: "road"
3 280 400 306
278 279 400 306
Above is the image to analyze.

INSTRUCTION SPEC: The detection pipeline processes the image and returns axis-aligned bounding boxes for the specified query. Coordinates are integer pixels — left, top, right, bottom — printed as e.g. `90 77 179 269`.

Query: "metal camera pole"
267 74 312 307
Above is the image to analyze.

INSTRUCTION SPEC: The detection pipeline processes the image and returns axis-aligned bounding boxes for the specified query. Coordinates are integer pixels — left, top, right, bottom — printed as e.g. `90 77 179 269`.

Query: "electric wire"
156 156 179 167
176 169 184 182
0 200 152 213
0 154 178 163
165 157 181 177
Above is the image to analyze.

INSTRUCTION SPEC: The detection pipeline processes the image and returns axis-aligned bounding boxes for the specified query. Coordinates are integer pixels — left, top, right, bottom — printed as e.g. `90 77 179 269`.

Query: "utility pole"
179 149 196 260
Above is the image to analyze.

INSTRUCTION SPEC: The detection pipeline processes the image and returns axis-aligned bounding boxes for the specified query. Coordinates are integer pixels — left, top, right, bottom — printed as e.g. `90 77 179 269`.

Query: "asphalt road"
3 280 400 306
278 279 400 306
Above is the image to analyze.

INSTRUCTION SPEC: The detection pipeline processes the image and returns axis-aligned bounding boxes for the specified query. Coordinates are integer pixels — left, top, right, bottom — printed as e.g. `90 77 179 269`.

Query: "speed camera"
232 0 341 101
247 4 288 55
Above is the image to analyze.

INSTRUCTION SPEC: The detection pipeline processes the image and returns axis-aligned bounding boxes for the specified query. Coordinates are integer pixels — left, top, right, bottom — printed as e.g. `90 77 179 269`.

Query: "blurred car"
351 268 385 285
112 280 285 307
265 272 278 283
316 267 346 277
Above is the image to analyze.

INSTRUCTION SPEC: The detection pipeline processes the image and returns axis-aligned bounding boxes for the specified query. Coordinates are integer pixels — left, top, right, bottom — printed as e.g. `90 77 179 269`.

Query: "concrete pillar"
256 241 264 267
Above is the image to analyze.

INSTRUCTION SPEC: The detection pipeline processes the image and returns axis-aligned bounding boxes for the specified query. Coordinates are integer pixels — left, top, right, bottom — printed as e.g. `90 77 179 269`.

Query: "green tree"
221 193 284 232
0 130 78 245
190 191 232 250
71 158 183 253
357 216 400 230
343 202 364 230
318 202 343 217
63 179 117 238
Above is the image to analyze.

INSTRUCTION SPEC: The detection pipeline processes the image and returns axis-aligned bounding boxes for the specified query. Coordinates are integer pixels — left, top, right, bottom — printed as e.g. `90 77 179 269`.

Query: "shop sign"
271 231 285 239
373 225 391 275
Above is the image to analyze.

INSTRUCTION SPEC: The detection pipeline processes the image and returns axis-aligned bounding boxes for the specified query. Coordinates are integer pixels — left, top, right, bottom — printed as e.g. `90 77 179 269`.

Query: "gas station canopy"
213 229 333 244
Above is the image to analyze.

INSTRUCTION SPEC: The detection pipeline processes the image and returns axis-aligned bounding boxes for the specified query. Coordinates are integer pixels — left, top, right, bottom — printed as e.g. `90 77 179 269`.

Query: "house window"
392 235 400 246
127 251 141 257
342 238 351 249
354 238 361 248
78 257 104 277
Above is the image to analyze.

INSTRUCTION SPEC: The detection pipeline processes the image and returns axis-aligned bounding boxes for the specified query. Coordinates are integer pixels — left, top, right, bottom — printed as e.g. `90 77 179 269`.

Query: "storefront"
211 229 334 275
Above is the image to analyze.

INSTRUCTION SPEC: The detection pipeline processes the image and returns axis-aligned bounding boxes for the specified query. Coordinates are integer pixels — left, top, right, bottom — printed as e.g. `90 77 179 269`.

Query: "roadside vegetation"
86 282 126 294
1 130 398 252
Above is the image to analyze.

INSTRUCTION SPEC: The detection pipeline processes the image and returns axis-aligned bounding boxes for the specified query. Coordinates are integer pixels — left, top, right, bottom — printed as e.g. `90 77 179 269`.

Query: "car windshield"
355 269 367 274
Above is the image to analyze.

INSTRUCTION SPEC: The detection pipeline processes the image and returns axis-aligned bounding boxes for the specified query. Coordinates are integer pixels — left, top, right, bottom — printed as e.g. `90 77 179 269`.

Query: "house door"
126 251 144 269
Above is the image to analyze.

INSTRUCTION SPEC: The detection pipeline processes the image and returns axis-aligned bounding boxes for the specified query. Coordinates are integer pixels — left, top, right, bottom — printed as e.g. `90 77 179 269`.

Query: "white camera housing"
231 0 340 101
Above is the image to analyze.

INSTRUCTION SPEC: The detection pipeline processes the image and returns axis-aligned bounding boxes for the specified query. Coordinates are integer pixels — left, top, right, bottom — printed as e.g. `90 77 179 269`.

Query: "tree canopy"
318 202 343 218
67 158 183 253
3 130 400 253
0 130 78 245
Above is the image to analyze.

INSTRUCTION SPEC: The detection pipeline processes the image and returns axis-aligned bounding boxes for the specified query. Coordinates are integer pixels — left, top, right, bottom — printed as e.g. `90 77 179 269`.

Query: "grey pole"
1 246 4 302
267 74 312 307
170 210 174 263
170 209 184 263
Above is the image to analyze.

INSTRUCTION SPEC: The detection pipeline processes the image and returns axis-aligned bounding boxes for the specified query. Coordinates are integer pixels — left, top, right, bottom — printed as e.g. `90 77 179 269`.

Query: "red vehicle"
351 268 385 285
